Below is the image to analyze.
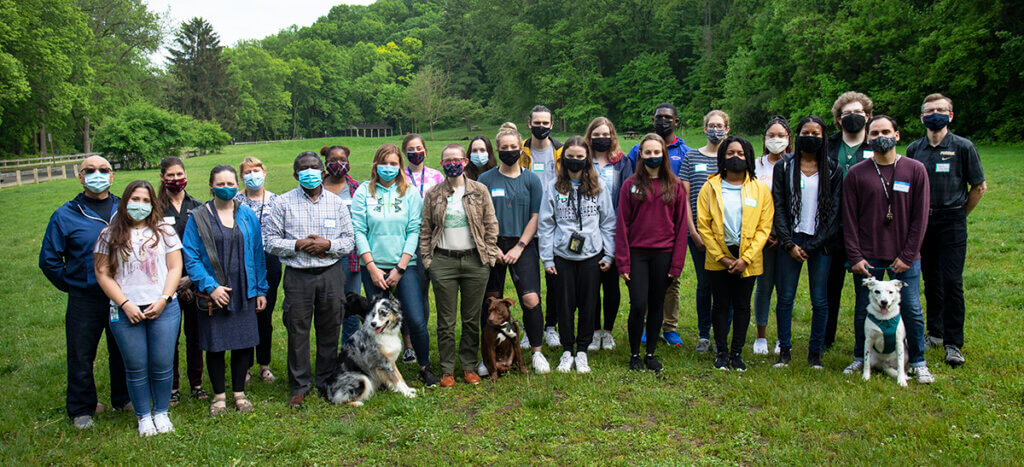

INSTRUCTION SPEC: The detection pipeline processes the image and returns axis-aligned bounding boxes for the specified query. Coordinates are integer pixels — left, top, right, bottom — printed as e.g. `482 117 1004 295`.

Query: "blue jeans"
688 237 713 339
361 265 430 367
109 299 181 418
774 235 831 353
853 259 926 367
340 255 363 344
754 245 779 327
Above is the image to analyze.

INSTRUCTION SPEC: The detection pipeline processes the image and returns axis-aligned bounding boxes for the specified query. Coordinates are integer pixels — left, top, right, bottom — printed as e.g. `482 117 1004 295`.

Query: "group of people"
39 92 985 437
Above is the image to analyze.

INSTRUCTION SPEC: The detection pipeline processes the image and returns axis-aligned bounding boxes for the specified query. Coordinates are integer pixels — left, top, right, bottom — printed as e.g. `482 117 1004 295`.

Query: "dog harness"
867 313 901 354
494 321 518 344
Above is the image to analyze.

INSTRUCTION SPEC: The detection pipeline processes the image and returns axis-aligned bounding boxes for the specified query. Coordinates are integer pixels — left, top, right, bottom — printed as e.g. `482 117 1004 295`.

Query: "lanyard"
407 166 426 195
573 186 583 231
871 155 899 225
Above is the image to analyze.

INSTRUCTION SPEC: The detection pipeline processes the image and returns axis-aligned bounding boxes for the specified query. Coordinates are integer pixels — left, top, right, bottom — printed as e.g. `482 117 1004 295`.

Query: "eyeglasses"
706 124 726 130
923 108 952 115
81 167 112 174
840 110 866 118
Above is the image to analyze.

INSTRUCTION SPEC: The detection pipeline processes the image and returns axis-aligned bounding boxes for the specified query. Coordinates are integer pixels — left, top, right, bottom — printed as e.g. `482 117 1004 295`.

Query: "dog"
481 297 529 381
861 277 909 387
321 295 417 406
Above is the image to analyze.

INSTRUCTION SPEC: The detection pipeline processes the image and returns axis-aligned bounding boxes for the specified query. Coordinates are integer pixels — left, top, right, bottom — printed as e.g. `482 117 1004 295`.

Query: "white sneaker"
753 338 769 355
138 415 157 437
575 352 590 373
602 332 616 350
914 365 935 384
477 361 489 377
774 340 781 355
556 351 574 373
153 412 174 434
532 351 550 374
545 327 561 347
843 360 864 375
520 333 530 350
588 331 602 351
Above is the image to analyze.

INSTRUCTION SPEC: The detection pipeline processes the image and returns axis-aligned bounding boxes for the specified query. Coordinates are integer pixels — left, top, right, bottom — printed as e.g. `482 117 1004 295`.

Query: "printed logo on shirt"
940 151 956 156
893 181 910 193
630 185 640 194
491 188 506 198
935 163 951 173
744 197 758 208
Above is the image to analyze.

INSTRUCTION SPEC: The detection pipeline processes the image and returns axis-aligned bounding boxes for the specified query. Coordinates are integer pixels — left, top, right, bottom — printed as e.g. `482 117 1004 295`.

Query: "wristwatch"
517 240 527 248
160 294 172 304
395 266 407 275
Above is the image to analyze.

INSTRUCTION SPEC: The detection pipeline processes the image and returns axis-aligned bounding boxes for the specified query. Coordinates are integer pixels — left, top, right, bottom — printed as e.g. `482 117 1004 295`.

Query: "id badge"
568 231 585 254
893 181 910 193
491 188 506 198
935 163 951 173
324 219 337 228
744 197 758 208
109 304 120 323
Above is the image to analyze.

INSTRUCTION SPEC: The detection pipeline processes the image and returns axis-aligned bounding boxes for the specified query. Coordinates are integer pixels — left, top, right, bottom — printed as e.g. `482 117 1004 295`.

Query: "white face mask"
765 137 789 155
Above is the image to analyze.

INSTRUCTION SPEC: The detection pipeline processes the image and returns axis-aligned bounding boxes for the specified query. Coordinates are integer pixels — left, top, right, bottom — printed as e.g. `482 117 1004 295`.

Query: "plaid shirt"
263 187 354 269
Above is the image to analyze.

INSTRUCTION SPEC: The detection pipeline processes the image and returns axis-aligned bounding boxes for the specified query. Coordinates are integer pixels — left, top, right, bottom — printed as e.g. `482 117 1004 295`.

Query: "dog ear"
486 296 499 306
861 276 877 288
503 298 516 307
896 281 908 290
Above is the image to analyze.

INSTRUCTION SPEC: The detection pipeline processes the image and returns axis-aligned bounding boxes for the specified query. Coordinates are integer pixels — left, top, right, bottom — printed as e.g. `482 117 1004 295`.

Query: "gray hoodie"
538 178 616 267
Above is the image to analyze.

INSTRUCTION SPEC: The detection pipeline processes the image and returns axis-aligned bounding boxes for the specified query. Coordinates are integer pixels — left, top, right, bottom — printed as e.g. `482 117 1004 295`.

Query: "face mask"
243 172 265 190
841 114 867 133
163 177 187 193
376 165 399 182
298 168 323 190
470 152 489 167
212 186 237 201
563 158 587 173
126 201 152 221
869 136 898 154
498 150 521 166
765 137 789 155
84 172 111 194
531 125 551 140
705 129 726 144
653 119 674 138
442 160 467 178
591 137 612 153
724 156 747 173
797 135 823 154
642 157 663 169
326 161 349 178
922 113 950 131
406 151 425 166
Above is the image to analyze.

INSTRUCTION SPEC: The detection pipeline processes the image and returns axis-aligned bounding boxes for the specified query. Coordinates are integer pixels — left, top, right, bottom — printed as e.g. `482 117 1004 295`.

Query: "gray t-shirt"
529 143 557 191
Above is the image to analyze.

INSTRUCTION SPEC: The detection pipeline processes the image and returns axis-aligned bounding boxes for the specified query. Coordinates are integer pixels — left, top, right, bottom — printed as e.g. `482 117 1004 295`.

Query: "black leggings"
710 253 756 356
207 348 253 394
627 250 672 355
594 262 620 331
554 255 600 354
254 253 282 366
485 237 543 346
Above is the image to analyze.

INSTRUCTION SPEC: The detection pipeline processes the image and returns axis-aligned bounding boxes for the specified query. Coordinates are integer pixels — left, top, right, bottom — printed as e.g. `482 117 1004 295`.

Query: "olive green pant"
662 276 680 333
429 252 490 374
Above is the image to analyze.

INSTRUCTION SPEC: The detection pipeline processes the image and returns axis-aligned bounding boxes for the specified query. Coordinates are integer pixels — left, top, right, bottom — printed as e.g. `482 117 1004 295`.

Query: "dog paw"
346 401 364 407
898 378 908 387
862 374 871 381
403 388 418 398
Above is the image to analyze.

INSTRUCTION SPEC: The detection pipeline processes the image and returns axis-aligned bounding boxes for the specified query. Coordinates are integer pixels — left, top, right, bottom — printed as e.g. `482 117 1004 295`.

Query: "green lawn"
1 130 1021 464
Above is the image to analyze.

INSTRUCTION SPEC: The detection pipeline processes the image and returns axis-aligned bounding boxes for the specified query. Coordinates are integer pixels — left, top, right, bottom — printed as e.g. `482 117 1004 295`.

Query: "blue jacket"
39 192 120 293
182 202 269 298
626 134 692 175
594 153 635 211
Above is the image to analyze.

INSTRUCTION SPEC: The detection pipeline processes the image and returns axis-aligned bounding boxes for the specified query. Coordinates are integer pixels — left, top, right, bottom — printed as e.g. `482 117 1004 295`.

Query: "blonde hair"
495 122 521 148
831 91 874 124
368 143 409 198
239 156 264 173
703 110 730 128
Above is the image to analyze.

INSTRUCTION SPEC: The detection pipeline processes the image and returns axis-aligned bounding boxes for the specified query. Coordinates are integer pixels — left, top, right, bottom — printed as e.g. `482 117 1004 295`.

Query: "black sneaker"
807 352 824 370
773 348 792 368
644 354 663 373
714 352 730 370
629 355 643 371
730 353 747 372
419 367 440 387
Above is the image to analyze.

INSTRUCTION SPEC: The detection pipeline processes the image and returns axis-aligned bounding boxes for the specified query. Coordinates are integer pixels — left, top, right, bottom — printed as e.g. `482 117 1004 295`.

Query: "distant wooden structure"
344 123 394 137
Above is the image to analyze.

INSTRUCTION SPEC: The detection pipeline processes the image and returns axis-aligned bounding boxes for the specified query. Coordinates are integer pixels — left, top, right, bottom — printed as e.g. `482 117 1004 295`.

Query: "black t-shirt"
907 132 985 210
80 194 114 221
162 192 203 239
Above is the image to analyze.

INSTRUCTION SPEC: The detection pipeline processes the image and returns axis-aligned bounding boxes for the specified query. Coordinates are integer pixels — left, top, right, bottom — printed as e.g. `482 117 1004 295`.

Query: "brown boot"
440 373 455 388
464 371 480 385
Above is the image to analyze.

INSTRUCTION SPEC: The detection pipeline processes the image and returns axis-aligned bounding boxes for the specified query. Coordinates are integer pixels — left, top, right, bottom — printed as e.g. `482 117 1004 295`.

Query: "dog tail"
327 374 374 405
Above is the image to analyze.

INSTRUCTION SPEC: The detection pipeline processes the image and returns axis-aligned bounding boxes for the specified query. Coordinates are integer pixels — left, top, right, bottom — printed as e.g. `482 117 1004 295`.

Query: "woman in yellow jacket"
696 136 774 372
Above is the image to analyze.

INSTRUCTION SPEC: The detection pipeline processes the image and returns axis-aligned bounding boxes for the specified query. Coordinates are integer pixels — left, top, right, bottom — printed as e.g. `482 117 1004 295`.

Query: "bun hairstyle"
496 122 522 148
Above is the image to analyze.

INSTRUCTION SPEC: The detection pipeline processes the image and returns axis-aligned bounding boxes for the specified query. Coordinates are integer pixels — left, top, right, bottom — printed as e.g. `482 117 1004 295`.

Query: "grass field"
1 128 1021 464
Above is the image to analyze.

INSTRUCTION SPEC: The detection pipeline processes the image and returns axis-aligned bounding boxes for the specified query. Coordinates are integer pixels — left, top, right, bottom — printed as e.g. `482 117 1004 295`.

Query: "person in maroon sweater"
841 115 934 384
616 133 688 373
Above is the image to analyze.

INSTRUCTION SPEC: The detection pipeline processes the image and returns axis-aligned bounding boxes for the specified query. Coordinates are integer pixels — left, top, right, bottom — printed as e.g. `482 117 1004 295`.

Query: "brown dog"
481 297 529 380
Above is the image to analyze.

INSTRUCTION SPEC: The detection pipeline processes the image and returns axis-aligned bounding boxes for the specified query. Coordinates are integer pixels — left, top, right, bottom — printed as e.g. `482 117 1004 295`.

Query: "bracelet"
119 298 130 308
516 240 526 248
366 260 375 267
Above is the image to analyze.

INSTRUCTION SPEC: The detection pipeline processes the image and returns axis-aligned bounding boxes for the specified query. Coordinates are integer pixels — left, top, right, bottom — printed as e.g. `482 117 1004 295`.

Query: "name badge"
366 197 379 206
744 197 757 208
532 162 545 172
695 163 708 172
800 179 805 190
163 216 176 225
342 199 353 206
491 188 506 198
863 151 874 158
324 219 337 228
557 193 569 200
604 167 614 178
893 181 910 193
935 163 951 173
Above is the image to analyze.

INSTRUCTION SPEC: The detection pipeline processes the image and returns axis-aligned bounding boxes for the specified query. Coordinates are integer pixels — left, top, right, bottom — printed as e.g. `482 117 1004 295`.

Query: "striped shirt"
263 187 354 269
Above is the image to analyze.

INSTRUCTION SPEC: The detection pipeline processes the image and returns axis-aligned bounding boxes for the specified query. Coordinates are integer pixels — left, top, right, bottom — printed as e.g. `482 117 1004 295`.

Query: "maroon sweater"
842 155 930 266
615 178 689 276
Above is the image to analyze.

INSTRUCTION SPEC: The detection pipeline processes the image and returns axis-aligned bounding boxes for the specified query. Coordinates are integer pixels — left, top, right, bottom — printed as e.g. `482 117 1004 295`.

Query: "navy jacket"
39 192 120 293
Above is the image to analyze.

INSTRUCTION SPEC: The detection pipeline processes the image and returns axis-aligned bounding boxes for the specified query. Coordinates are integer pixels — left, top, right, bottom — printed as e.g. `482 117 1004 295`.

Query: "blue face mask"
243 172 265 190
212 186 238 201
922 113 950 131
377 165 399 182
126 201 152 221
470 152 489 167
642 157 663 169
84 172 111 194
298 168 323 190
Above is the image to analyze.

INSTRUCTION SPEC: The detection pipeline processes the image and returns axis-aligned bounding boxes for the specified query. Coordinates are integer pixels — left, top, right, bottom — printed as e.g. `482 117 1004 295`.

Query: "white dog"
861 277 909 387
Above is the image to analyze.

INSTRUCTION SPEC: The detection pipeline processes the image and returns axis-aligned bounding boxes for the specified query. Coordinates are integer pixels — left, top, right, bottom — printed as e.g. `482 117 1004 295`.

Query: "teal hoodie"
351 181 422 268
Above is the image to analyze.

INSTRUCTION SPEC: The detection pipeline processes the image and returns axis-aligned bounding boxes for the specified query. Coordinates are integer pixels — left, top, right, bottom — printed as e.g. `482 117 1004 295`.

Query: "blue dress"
196 212 259 352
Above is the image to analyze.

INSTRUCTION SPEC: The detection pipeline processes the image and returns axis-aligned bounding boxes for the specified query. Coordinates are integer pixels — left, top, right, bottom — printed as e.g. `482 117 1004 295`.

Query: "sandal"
234 395 254 413
191 386 209 400
209 397 228 417
169 390 181 406
259 366 275 383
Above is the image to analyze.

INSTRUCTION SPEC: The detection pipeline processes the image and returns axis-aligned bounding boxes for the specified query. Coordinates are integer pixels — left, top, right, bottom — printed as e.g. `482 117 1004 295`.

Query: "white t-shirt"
721 180 743 247
95 224 182 306
755 155 779 187
795 172 820 235
438 185 476 251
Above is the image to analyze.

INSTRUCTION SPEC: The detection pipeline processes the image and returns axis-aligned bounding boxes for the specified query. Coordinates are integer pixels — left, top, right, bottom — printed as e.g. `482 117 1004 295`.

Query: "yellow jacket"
696 172 774 277
519 137 564 171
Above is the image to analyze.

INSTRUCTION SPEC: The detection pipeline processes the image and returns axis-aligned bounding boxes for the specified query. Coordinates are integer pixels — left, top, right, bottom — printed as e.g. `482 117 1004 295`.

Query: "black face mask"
563 158 587 173
653 119 674 138
798 135 824 154
724 156 747 173
841 114 867 133
498 150 521 166
531 125 551 140
591 137 612 153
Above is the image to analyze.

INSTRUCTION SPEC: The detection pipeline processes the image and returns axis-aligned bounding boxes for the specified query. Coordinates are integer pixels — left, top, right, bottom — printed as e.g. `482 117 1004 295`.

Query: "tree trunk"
429 120 434 141
39 123 48 157
292 102 298 139
83 114 91 153
465 118 471 132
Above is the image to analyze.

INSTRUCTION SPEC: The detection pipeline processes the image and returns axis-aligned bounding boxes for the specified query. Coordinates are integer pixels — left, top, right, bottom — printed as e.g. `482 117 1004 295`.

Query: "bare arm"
965 181 987 215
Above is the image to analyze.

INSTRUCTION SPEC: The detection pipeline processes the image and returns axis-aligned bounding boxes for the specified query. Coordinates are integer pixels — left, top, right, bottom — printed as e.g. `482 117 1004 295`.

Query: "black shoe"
714 352 730 370
419 367 440 387
644 354 663 373
730 353 747 372
629 355 643 371
807 352 824 370
773 348 792 368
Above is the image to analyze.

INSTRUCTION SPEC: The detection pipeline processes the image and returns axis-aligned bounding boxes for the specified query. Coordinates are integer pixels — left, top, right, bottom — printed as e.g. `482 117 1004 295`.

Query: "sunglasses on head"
82 167 112 174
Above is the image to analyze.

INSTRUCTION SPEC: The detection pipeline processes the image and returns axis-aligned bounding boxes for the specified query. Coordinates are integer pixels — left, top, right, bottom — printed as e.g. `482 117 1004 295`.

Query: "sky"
148 0 374 66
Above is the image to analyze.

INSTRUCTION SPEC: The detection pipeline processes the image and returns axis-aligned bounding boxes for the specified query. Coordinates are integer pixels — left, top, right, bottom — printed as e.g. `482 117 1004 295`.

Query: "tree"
167 17 237 133
93 102 192 168
226 43 291 141
403 65 467 140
